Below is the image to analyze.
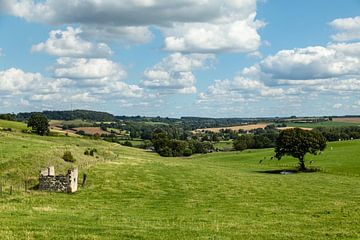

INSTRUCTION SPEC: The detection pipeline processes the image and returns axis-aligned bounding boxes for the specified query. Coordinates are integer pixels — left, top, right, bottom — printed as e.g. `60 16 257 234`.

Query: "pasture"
0 124 360 239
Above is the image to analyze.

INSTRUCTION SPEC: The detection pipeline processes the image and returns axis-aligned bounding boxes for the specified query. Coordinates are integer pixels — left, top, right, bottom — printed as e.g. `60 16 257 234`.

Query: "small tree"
27 113 49 136
275 128 326 171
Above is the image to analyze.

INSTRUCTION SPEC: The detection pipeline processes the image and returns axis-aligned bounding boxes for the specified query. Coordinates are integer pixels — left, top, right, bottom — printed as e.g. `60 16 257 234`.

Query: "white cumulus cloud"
32 27 113 58
53 57 127 87
330 16 360 42
163 13 264 53
260 42 360 81
53 57 145 98
198 36 360 109
0 68 69 94
2 0 262 52
141 53 215 94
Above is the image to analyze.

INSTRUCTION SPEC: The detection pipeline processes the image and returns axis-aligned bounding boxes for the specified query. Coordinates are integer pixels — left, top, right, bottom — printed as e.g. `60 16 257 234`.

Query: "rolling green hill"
0 124 360 239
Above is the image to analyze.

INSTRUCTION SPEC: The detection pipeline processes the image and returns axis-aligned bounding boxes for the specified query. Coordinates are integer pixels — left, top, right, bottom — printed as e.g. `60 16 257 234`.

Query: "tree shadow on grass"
255 168 320 175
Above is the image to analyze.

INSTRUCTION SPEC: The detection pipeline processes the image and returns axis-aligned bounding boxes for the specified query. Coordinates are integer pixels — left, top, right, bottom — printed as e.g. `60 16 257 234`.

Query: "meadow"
1 120 360 239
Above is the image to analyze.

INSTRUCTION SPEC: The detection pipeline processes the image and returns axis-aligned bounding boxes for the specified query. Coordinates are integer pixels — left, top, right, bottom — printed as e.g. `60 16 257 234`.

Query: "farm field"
1 123 360 239
73 127 109 135
333 117 360 124
194 123 269 133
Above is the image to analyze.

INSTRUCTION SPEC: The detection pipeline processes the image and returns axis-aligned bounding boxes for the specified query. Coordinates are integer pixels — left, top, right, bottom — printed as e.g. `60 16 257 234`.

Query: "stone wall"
39 175 68 192
39 167 78 193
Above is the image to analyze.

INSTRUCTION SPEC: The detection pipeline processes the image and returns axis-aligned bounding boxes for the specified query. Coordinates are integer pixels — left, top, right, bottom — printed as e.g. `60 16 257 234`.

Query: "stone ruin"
39 166 78 193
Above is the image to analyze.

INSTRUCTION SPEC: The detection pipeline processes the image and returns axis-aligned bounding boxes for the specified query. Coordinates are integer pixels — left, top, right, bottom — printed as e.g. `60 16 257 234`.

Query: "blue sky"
1 0 360 117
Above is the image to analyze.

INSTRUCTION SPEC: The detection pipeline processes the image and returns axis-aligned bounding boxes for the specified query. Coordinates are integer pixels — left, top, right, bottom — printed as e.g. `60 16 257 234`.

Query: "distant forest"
1 110 276 130
1 110 116 122
1 110 359 131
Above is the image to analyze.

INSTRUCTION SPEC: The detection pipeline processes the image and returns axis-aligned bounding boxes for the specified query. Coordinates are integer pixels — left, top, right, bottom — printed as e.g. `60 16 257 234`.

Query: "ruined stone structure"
39 166 78 193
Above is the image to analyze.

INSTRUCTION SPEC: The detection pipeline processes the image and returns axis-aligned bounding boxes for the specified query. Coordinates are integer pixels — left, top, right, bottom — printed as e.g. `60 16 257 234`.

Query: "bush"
183 148 193 157
63 151 76 162
84 148 97 156
90 148 97 156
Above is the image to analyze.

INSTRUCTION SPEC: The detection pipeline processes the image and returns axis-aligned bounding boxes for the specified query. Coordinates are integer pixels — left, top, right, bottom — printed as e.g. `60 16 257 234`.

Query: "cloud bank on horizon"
0 0 359 117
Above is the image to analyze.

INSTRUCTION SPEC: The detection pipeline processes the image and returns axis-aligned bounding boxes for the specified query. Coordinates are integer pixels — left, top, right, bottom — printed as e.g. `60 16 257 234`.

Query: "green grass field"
286 121 359 128
1 121 360 239
0 119 30 131
214 140 234 151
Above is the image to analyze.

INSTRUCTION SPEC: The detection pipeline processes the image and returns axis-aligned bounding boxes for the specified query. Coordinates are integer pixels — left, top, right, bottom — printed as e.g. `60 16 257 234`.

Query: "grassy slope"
0 125 360 239
0 119 30 130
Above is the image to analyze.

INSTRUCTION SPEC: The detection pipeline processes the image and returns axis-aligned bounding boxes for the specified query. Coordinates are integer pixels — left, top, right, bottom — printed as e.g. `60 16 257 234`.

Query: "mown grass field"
1 121 360 239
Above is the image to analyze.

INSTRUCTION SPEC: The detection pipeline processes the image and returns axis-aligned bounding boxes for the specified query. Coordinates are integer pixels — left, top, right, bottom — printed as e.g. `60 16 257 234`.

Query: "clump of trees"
275 128 327 171
18 110 116 122
233 125 279 151
27 113 49 136
0 113 16 121
151 132 213 157
314 126 360 141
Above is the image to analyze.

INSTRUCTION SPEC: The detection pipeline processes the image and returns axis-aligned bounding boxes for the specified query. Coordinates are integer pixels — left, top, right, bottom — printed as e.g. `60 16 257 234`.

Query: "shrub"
89 148 97 156
183 148 193 157
84 148 97 156
63 151 76 162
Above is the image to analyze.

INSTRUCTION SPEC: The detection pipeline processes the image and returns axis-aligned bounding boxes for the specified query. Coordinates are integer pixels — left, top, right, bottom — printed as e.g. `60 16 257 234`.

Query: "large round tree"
27 113 49 136
275 128 327 171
